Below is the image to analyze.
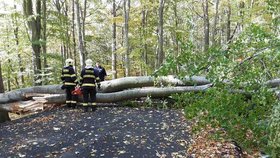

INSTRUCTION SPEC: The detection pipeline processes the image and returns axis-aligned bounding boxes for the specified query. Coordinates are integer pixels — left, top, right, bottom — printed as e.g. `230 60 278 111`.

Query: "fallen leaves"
187 125 260 157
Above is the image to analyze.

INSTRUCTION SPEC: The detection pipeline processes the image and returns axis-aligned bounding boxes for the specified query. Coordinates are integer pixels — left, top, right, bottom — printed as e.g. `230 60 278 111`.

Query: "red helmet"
72 87 82 96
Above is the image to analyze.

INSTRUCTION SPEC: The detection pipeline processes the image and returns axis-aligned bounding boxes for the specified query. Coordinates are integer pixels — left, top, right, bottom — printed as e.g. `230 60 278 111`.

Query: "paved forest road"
0 107 190 158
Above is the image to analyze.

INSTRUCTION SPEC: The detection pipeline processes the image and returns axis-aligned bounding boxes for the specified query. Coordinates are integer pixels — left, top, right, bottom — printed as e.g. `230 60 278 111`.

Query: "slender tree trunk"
226 0 231 43
42 0 47 85
124 0 130 77
0 62 4 93
64 1 72 59
72 0 77 71
156 0 165 68
202 0 209 52
141 9 148 76
112 0 117 79
13 5 24 87
75 0 85 67
173 0 179 73
211 0 219 46
82 0 87 58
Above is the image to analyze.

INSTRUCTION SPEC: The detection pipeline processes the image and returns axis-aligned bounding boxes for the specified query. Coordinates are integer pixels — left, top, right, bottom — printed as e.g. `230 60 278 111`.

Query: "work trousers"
65 86 77 108
82 87 97 111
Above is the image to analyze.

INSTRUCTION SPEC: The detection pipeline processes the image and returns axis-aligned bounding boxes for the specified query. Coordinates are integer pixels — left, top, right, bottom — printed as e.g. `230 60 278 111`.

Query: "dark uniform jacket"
61 65 77 87
80 66 100 88
95 66 107 81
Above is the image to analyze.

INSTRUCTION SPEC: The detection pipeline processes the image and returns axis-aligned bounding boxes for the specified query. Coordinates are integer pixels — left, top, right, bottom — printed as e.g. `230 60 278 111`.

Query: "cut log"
0 85 63 104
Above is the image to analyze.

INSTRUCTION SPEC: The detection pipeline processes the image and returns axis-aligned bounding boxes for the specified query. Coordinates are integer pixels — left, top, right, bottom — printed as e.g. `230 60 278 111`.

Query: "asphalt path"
0 107 190 158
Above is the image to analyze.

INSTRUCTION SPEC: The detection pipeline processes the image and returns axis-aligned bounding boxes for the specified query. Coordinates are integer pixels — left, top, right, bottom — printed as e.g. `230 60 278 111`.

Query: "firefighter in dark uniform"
61 58 78 108
80 59 101 112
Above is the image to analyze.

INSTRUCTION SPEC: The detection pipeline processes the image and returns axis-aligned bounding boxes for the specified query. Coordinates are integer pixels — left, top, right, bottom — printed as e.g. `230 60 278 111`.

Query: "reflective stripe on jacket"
80 67 100 88
61 66 77 87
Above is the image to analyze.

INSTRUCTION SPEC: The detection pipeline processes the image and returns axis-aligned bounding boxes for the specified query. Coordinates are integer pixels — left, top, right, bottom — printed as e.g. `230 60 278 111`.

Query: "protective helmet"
65 58 74 66
85 59 93 66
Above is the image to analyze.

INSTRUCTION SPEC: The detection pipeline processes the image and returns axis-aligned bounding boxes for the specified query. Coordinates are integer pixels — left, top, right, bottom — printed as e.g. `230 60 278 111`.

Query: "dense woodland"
0 0 279 157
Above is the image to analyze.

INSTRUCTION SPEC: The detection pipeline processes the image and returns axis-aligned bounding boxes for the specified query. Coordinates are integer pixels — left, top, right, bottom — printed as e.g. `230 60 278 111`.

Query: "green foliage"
268 102 280 157
154 22 280 156
172 87 276 153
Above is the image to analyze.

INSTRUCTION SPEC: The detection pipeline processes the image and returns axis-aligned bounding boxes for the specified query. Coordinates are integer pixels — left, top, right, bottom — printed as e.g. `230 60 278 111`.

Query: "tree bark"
157 0 165 68
112 0 117 79
141 8 148 76
76 0 85 67
0 62 4 93
124 0 130 76
202 0 210 52
72 0 78 71
0 62 10 122
226 0 231 43
211 0 219 46
23 0 42 86
82 0 87 58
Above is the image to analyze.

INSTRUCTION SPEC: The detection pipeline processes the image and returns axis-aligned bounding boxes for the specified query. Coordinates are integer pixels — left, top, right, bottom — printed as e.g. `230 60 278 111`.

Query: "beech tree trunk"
0 62 4 93
124 0 130 76
0 62 10 123
1 76 280 114
156 0 165 68
23 0 42 86
76 0 85 67
202 0 209 52
211 0 219 46
112 0 117 79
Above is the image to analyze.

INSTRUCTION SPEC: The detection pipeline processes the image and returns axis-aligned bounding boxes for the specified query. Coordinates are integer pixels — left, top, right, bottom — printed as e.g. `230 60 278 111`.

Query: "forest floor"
0 107 190 158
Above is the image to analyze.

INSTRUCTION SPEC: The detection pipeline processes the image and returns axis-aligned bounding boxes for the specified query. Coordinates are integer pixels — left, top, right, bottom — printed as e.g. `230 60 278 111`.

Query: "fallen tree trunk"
1 75 280 113
0 85 63 104
100 75 212 93
43 84 213 104
0 76 210 104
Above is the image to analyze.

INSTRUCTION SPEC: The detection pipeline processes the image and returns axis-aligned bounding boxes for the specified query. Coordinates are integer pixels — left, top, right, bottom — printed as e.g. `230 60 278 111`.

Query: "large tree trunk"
112 0 117 79
124 0 130 76
23 0 42 86
0 61 10 123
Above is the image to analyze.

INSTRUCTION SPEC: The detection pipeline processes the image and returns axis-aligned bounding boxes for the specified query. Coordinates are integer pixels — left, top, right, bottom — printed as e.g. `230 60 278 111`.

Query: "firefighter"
80 59 101 112
61 58 78 108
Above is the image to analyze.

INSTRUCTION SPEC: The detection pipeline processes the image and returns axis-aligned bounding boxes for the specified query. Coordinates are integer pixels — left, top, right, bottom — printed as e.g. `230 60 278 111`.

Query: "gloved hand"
97 84 101 90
